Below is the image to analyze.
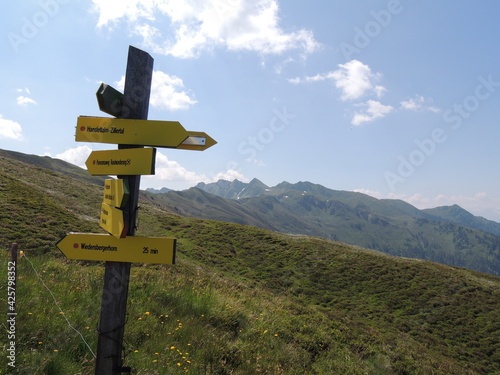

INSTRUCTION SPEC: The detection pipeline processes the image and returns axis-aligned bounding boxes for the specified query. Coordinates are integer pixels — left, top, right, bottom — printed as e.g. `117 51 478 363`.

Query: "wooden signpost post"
56 46 216 374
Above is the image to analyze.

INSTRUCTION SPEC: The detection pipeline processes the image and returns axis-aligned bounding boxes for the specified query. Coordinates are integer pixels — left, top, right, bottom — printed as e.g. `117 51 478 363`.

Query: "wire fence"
16 250 97 359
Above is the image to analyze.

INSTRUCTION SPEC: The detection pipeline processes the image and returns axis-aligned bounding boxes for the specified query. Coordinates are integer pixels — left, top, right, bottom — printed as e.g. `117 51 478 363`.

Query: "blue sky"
2 1 500 221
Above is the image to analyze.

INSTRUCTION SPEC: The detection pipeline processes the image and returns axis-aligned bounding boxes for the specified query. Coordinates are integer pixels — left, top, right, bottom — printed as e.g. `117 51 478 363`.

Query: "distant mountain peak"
194 179 262 200
423 205 500 236
146 187 172 194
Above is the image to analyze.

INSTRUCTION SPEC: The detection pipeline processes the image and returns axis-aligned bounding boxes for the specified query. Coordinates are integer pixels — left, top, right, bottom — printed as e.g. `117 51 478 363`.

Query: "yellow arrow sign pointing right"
76 116 189 147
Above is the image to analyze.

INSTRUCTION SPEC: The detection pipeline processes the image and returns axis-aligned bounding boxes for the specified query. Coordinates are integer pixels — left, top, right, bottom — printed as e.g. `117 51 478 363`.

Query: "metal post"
95 46 154 375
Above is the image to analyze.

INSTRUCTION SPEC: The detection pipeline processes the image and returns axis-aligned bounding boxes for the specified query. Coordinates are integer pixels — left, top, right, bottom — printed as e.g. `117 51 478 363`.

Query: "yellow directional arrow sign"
103 179 129 208
100 203 127 238
76 116 189 147
76 116 217 150
86 147 156 175
56 233 176 264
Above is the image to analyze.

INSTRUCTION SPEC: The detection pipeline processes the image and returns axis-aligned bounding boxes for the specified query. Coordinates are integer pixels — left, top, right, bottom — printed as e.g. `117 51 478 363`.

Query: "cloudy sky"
2 1 500 221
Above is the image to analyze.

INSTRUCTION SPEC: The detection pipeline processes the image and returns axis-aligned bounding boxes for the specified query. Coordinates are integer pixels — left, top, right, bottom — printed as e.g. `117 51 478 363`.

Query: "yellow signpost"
103 179 129 208
76 116 217 151
85 147 156 175
56 233 176 264
76 116 189 147
63 46 217 374
100 203 126 238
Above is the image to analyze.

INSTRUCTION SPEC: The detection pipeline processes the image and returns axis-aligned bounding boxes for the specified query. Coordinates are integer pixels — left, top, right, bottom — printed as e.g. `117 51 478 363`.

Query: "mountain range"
145 178 500 276
1 148 499 373
2 146 499 276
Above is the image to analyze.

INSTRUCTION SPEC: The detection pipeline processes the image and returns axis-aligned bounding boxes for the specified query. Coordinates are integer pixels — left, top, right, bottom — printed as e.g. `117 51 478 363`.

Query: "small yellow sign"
103 179 129 208
86 147 156 176
100 203 127 238
76 116 189 147
56 233 176 264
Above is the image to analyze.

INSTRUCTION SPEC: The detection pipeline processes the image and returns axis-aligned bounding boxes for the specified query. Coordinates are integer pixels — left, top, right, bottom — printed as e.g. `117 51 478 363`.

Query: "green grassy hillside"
0 154 499 374
160 182 500 276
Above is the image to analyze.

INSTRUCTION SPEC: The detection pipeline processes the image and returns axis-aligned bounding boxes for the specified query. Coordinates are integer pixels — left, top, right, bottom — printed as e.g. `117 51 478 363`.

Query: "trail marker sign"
60 45 217 375
85 147 156 175
56 233 176 264
76 116 189 148
76 116 216 150
100 203 126 239
103 179 129 208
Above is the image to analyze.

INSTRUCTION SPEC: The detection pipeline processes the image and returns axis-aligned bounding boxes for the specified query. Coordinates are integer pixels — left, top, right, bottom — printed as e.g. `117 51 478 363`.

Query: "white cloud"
145 150 209 185
16 96 37 106
289 60 392 126
115 70 197 111
0 115 24 140
331 60 383 101
287 77 302 85
351 100 393 126
15 88 37 106
91 0 320 58
274 57 295 74
150 71 197 110
400 95 440 113
16 88 31 95
289 60 385 101
55 145 92 168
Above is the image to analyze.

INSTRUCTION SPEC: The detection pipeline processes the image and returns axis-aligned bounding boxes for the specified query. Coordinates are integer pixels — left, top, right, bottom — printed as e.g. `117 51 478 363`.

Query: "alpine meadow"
1 149 499 374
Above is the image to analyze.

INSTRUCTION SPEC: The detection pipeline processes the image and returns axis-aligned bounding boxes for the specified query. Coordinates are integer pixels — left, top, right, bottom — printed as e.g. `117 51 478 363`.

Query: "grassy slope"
0 149 106 187
0 155 499 374
156 185 500 276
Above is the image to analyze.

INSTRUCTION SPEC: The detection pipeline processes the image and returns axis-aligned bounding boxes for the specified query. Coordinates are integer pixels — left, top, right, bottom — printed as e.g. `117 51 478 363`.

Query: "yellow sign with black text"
56 233 176 264
100 202 126 238
103 179 129 208
76 116 189 147
85 147 156 175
